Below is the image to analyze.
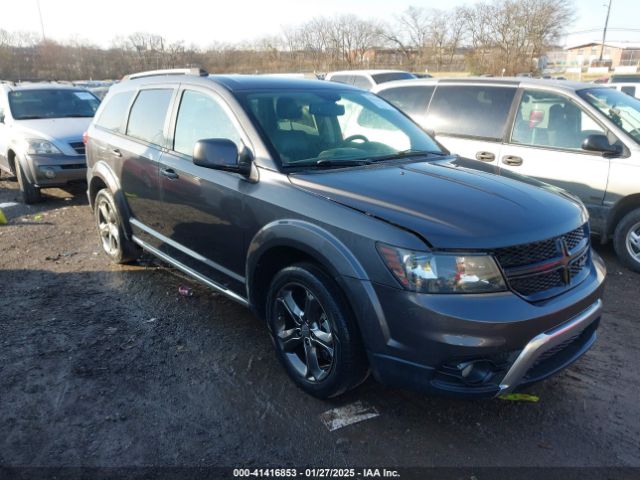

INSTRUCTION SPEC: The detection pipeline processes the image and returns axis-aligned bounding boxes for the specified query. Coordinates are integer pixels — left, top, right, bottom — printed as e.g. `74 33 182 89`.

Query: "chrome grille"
494 224 591 301
69 141 85 155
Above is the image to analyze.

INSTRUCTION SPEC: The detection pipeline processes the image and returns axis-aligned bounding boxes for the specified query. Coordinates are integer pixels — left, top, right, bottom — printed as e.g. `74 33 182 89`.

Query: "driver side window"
173 90 242 157
511 90 607 150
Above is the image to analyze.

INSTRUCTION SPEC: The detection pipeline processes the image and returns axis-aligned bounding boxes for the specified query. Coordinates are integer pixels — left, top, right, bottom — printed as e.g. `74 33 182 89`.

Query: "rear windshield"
8 89 100 120
371 72 416 84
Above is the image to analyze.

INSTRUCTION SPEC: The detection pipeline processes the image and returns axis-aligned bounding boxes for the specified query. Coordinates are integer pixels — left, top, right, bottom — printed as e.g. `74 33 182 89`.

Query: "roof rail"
122 68 209 81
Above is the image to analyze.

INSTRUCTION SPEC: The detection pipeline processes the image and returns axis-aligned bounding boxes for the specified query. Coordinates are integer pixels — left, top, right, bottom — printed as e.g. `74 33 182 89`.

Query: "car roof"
372 76 601 93
109 73 361 94
327 69 410 77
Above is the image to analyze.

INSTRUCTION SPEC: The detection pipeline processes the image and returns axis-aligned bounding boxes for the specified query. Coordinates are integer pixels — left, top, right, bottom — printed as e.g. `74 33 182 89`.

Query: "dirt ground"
1 177 639 470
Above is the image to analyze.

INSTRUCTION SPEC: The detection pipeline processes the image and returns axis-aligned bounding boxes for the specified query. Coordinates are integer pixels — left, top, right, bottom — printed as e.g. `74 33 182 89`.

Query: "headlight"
377 243 507 294
21 139 63 155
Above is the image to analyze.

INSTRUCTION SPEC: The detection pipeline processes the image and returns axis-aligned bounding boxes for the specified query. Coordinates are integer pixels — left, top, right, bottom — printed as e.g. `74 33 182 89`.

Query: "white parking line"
320 401 380 432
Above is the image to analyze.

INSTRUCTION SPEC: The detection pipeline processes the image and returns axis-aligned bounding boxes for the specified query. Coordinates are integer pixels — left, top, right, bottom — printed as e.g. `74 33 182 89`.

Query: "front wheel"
266 263 368 399
94 189 140 264
613 208 640 273
15 159 41 204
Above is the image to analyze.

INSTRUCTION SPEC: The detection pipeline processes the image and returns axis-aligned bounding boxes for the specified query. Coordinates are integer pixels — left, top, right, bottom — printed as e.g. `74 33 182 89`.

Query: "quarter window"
173 90 243 156
425 85 516 139
126 89 173 146
511 90 606 150
95 91 134 133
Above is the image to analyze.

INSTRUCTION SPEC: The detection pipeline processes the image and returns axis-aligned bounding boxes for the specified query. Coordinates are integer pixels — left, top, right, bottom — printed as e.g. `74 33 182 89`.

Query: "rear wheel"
94 188 140 264
614 208 640 273
266 263 368 398
15 159 41 204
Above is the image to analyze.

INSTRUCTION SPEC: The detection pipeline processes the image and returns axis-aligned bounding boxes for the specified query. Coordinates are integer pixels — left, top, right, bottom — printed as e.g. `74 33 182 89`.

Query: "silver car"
374 77 640 272
0 82 100 203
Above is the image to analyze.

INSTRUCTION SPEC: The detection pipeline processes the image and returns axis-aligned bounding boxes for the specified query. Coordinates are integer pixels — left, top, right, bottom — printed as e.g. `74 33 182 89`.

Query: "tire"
613 208 640 273
266 262 368 398
94 188 140 264
15 159 41 204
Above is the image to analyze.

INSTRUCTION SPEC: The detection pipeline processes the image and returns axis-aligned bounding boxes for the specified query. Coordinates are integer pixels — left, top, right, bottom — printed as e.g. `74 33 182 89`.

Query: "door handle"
111 148 122 158
475 151 495 162
161 168 179 180
502 155 523 166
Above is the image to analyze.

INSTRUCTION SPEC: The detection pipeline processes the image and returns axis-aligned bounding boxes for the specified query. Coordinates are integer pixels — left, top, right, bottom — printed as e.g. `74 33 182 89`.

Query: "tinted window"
174 90 243 156
610 75 640 83
426 85 516 139
511 90 606 150
371 72 416 84
95 91 134 133
378 85 434 116
352 75 373 90
8 89 99 120
126 89 173 146
621 86 636 97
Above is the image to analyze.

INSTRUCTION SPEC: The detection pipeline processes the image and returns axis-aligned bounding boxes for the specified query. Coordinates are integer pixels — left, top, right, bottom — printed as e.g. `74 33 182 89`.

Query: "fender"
88 160 134 240
245 219 392 351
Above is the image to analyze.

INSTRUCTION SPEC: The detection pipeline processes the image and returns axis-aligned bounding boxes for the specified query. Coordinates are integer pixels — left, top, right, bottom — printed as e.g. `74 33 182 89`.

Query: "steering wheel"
343 134 369 144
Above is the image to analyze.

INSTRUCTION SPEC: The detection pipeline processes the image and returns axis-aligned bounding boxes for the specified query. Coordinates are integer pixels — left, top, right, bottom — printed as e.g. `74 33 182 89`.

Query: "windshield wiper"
16 115 45 120
62 114 92 118
367 149 445 162
314 159 372 167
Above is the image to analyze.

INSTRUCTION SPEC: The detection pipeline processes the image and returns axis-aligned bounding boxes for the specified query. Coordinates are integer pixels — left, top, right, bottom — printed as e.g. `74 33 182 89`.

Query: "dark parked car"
86 69 605 399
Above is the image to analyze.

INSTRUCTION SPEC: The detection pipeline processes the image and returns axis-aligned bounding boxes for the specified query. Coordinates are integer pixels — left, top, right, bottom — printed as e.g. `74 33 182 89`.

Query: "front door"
157 88 252 293
500 89 611 207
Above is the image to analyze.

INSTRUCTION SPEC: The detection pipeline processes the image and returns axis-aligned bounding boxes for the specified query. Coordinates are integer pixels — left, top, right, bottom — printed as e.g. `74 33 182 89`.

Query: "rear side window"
352 75 373 90
126 89 173 146
621 86 636 97
95 91 134 133
378 86 434 117
173 90 243 156
426 85 516 139
329 75 351 85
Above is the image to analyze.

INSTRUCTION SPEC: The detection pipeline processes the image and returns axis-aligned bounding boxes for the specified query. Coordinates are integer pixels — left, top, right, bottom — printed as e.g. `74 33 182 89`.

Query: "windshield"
8 89 100 120
578 87 640 144
242 90 441 167
372 72 416 84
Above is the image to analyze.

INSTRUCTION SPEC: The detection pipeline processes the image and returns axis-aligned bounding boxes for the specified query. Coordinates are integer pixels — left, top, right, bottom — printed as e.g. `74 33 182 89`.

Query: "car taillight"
82 131 89 145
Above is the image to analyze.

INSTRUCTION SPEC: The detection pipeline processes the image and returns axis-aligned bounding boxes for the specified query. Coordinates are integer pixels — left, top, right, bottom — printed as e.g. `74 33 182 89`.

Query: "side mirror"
193 138 251 176
0 110 4 123
581 134 622 157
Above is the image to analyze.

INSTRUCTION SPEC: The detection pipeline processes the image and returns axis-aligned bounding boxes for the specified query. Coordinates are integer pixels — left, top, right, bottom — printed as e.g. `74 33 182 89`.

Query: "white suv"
326 70 415 91
374 77 640 271
0 82 100 203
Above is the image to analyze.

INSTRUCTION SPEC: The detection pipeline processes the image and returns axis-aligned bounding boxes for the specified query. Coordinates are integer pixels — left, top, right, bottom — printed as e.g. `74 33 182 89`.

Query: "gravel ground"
1 177 639 470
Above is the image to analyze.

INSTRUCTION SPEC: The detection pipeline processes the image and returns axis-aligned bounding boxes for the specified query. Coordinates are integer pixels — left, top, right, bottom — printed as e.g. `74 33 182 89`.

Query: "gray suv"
86 69 605 399
0 83 100 203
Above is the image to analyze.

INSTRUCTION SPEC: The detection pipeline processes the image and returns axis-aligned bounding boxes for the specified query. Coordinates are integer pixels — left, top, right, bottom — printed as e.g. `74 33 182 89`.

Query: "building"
563 41 640 71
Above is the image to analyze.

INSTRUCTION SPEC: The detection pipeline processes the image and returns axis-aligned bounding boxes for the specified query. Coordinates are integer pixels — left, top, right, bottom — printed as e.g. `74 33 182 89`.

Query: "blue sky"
2 0 639 47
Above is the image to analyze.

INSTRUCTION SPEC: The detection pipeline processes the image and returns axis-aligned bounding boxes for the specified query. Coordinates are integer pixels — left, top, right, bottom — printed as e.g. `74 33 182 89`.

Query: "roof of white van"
327 69 411 76
372 76 603 93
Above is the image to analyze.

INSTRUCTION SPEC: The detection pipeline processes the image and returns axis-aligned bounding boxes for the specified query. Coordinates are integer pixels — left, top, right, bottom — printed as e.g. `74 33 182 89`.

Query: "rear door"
500 88 612 206
156 86 252 292
120 87 176 230
424 84 517 164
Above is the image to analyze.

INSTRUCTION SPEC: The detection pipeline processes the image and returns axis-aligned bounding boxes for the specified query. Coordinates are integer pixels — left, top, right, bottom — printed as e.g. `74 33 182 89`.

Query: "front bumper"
345 251 606 398
26 154 87 187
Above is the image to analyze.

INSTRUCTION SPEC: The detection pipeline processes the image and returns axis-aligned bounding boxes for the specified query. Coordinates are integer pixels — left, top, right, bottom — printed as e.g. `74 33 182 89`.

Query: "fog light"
457 360 493 385
41 167 56 179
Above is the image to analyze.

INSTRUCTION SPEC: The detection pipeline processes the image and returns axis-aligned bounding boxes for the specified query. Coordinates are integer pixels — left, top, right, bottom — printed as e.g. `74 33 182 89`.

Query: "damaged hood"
289 158 587 250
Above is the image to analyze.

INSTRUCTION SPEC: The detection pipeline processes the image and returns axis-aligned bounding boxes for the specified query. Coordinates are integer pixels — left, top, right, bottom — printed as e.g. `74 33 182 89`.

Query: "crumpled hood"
13 118 92 143
289 158 587 250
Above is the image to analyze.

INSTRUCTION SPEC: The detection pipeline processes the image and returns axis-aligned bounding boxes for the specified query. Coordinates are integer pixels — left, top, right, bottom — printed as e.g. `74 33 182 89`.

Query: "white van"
374 77 640 271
